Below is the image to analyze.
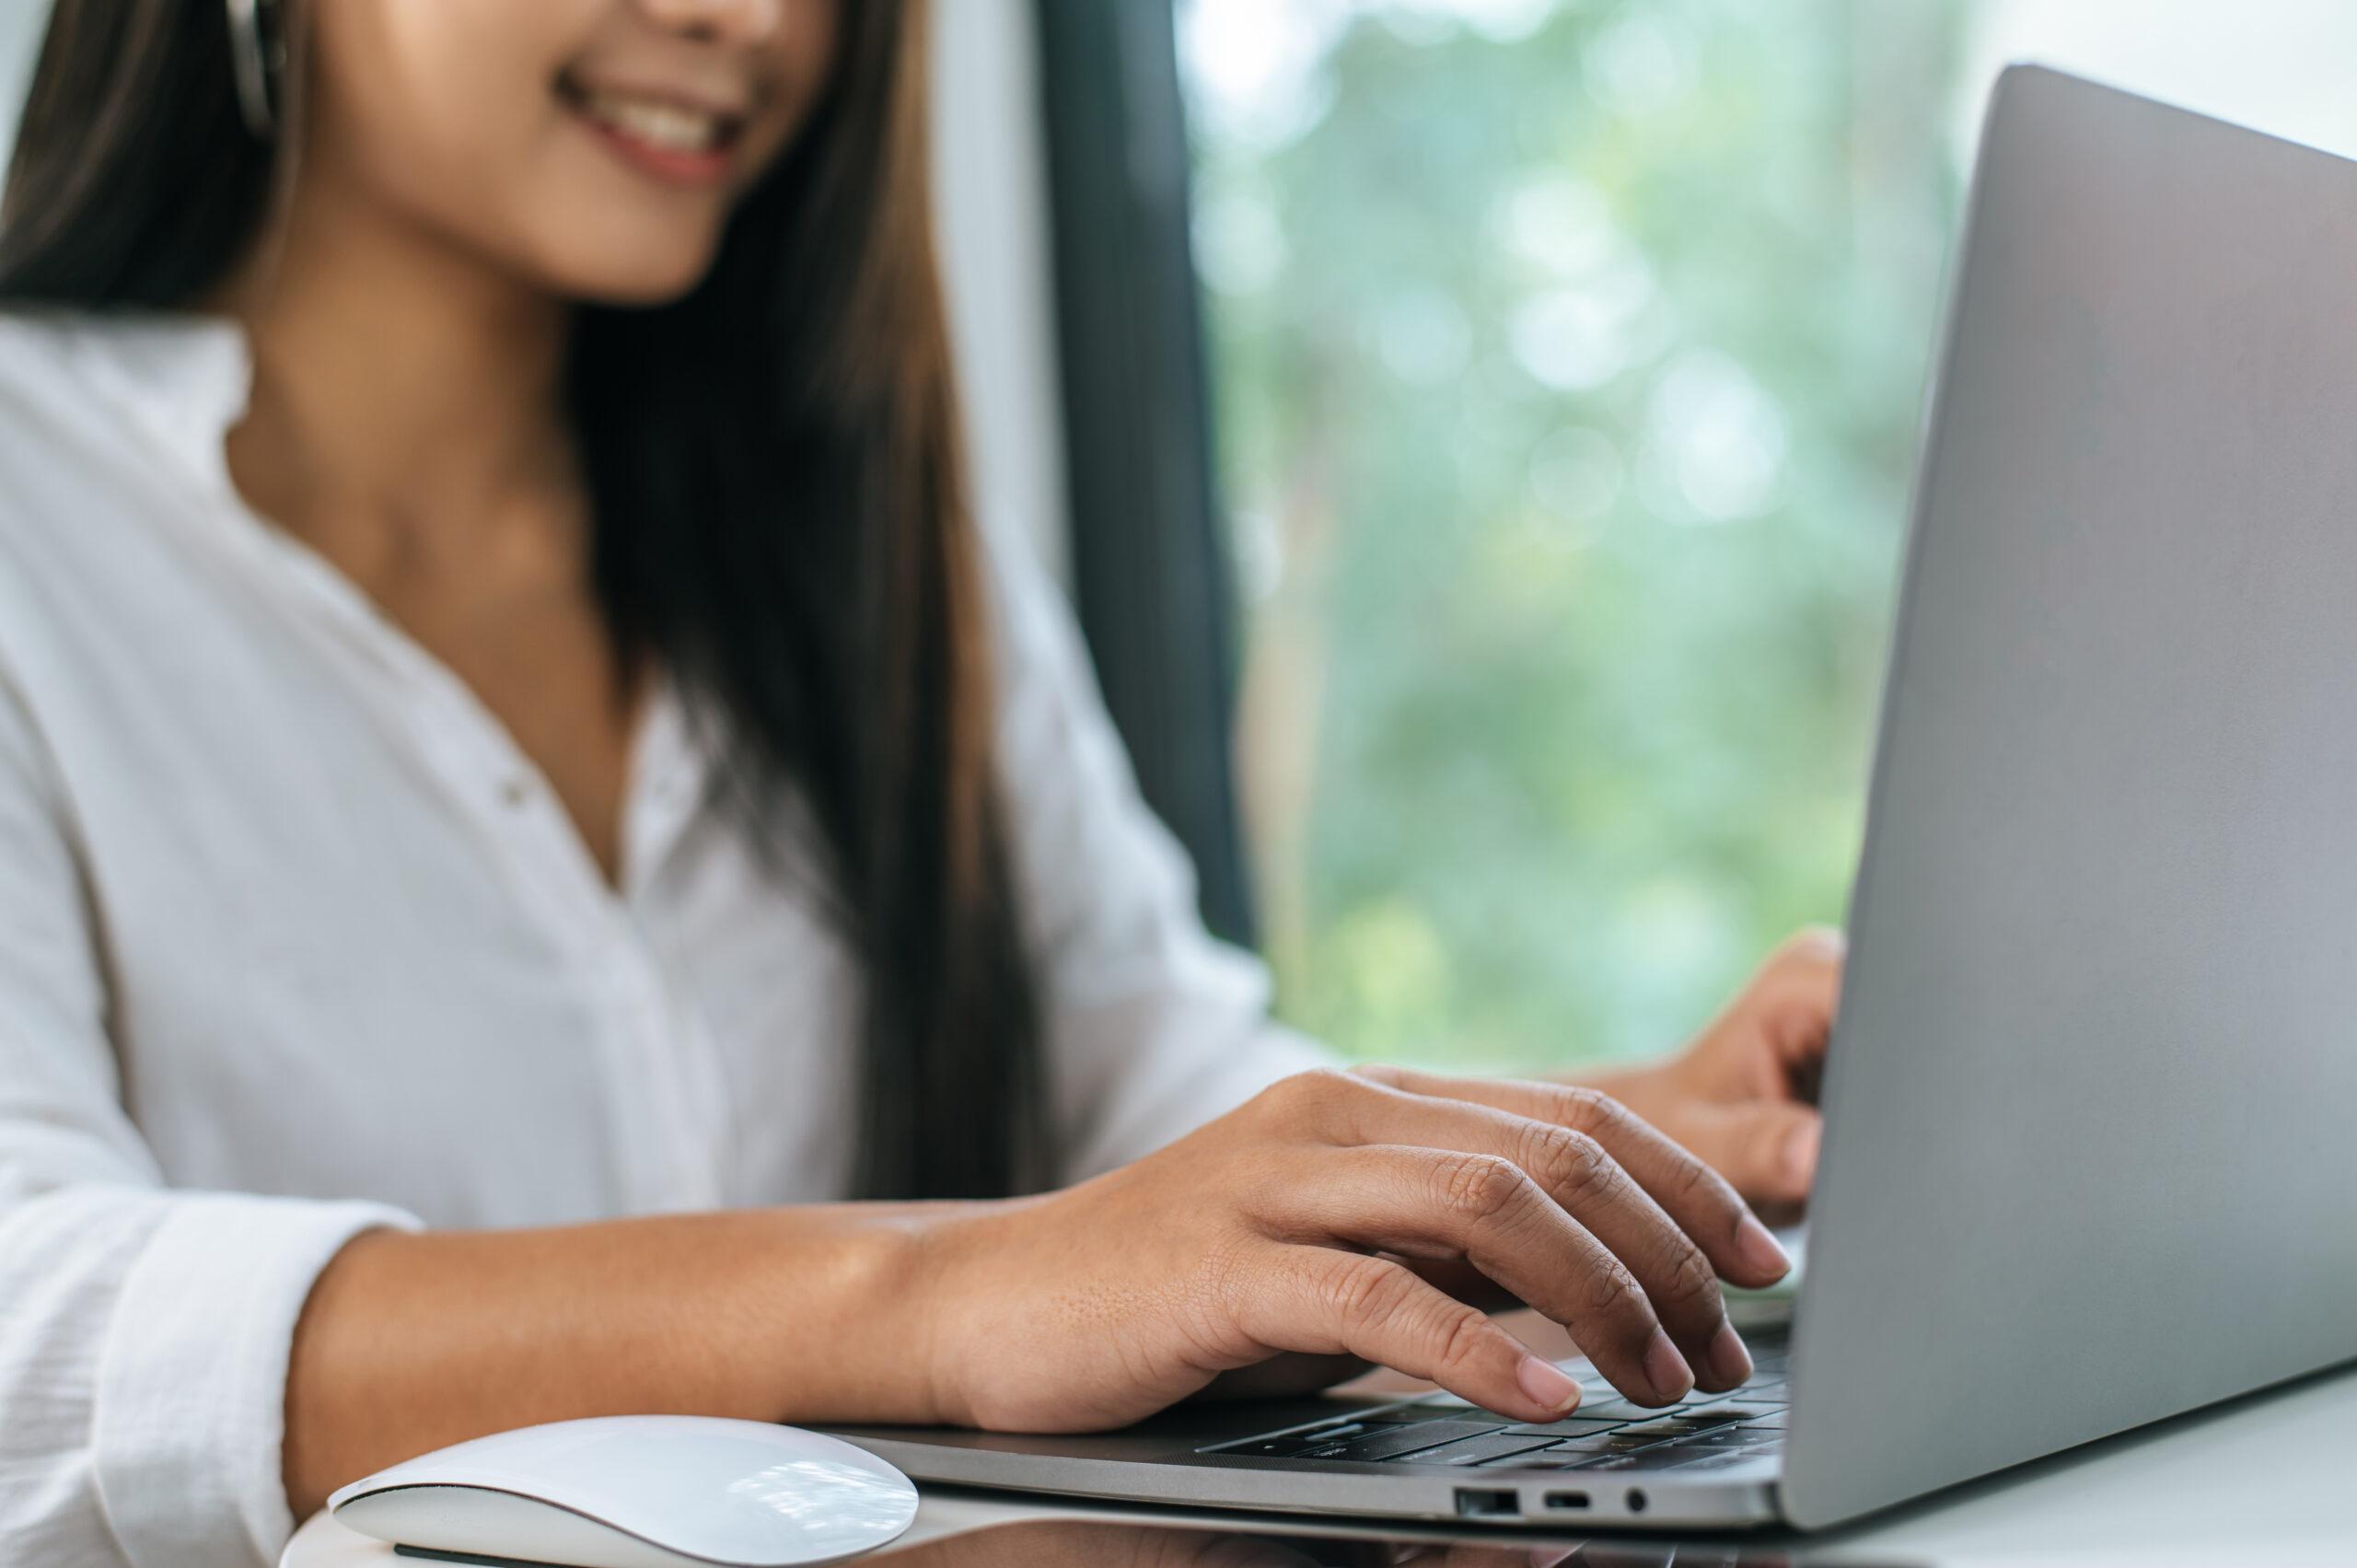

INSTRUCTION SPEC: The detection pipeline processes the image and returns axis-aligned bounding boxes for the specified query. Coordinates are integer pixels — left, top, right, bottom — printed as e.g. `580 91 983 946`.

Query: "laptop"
825 64 2357 1531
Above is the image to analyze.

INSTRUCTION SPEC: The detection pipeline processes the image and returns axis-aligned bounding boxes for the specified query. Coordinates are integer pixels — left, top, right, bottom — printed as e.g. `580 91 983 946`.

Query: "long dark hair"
0 0 1049 1200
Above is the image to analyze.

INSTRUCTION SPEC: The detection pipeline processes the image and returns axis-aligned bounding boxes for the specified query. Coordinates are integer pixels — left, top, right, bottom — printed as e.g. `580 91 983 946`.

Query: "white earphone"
224 0 282 139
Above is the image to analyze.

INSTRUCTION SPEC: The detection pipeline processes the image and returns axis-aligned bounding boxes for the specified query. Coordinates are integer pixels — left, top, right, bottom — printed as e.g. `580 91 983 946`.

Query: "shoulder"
0 307 97 422
0 305 245 466
0 308 220 675
0 310 109 545
968 499 1089 692
0 308 142 492
0 308 230 556
0 305 87 360
968 499 1062 616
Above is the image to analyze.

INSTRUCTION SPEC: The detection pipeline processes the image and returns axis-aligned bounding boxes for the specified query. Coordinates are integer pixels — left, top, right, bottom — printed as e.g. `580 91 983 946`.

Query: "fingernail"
1643 1329 1693 1403
1736 1213 1792 1278
1782 1120 1821 1185
1706 1319 1753 1386
1516 1354 1584 1415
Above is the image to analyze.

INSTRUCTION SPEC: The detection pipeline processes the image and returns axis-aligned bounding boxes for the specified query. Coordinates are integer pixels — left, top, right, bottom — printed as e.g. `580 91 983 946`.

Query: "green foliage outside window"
1184 1 1971 1070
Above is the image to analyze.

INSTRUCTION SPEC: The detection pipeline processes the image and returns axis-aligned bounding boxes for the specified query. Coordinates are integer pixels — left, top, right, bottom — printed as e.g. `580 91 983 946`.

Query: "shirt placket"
106 310 740 1216
244 535 733 1216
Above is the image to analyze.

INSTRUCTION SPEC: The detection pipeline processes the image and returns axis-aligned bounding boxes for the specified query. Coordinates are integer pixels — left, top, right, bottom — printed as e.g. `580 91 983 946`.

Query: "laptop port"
1626 1488 1649 1514
1452 1487 1519 1519
1543 1490 1590 1510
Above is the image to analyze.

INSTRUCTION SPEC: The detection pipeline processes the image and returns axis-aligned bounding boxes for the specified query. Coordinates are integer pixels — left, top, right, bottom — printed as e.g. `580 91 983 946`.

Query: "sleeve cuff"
90 1191 423 1568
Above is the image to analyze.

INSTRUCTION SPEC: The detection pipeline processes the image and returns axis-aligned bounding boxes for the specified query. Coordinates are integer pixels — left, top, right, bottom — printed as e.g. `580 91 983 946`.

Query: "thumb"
1682 1099 1821 1213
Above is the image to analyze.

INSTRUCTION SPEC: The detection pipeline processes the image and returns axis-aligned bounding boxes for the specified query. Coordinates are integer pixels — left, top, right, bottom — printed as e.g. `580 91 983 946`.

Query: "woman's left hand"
1578 927 1842 1220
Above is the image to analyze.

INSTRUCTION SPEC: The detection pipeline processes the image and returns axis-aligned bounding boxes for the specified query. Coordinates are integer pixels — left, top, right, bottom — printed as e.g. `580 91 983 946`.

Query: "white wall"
927 0 1072 582
1959 0 2357 162
0 0 1072 581
0 0 47 176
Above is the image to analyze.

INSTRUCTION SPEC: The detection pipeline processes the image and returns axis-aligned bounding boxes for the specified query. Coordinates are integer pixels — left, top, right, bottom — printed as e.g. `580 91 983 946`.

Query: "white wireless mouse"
327 1415 920 1567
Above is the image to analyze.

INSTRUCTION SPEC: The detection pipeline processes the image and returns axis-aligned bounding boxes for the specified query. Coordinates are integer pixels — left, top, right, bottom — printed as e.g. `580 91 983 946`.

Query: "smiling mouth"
555 71 747 182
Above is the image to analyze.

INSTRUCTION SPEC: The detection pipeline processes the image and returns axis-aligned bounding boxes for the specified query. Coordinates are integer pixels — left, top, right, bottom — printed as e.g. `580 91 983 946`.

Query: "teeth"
581 90 724 154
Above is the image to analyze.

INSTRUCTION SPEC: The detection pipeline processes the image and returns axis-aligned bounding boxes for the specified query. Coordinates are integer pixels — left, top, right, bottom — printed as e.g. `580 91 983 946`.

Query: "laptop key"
1213 1423 1368 1458
1658 1428 1759 1450
1549 1431 1682 1457
1563 1453 1662 1472
1497 1416 1627 1439
1564 1398 1669 1422
1554 1423 1779 1471
1411 1398 1537 1424
1657 1450 1770 1472
1353 1402 1453 1423
1400 1433 1562 1468
1667 1407 1749 1427
1299 1419 1504 1463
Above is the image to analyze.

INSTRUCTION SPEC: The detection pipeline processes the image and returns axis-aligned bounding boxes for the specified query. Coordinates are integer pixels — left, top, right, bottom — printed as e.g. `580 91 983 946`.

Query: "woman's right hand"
912 1063 1794 1433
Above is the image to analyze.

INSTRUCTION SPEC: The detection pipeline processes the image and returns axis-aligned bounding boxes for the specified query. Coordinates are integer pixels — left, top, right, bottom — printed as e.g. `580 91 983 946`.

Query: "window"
1174 0 2355 1072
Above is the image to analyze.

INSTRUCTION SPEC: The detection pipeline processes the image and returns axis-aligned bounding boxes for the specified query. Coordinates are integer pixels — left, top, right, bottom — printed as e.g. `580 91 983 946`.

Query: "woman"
0 3 1837 1563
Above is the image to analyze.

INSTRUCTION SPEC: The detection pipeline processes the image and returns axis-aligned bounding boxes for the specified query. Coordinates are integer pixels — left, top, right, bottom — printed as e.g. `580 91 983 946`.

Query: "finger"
1271 1144 1699 1406
1235 1247 1590 1426
1677 1099 1822 1211
1350 1064 1791 1292
1771 923 1845 972
1300 1079 1732 1392
1756 929 1843 1086
1399 1253 1517 1313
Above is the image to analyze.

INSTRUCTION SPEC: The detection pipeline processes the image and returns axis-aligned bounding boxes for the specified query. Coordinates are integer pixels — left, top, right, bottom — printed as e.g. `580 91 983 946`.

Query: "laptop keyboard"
1204 1338 1790 1475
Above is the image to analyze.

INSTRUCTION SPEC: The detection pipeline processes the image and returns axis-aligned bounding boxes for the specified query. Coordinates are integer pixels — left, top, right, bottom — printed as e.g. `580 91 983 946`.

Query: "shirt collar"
46 306 724 882
55 308 256 498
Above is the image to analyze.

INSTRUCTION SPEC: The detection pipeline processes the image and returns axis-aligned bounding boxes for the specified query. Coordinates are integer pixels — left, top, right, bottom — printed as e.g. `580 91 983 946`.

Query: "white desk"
284 1354 2357 1568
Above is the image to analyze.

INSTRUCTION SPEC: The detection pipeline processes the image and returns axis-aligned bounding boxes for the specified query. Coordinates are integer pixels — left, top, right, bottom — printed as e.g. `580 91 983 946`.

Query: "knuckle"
1431 1303 1497 1379
1243 1075 1297 1121
1581 1259 1649 1328
1324 1254 1416 1330
1545 1131 1620 1206
1657 1237 1724 1317
1435 1151 1530 1225
1553 1085 1617 1132
1258 1066 1349 1121
1518 1122 1592 1194
1662 1144 1716 1205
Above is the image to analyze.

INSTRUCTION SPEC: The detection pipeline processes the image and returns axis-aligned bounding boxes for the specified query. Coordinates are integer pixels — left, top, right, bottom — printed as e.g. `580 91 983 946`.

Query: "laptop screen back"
1785 65 2357 1528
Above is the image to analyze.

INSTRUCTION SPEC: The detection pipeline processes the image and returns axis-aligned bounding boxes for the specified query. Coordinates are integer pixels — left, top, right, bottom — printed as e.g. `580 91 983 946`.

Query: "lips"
556 71 748 186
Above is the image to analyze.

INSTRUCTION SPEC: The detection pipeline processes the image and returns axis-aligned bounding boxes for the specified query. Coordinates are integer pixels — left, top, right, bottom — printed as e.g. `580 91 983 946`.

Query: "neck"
208 162 577 557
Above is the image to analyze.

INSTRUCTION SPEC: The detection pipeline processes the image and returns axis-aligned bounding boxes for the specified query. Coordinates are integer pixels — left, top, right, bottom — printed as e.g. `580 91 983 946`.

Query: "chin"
532 229 724 308
561 256 719 308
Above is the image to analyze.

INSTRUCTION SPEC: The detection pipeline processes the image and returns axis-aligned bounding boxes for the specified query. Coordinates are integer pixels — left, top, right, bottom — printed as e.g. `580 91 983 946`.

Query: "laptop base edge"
826 1430 1783 1532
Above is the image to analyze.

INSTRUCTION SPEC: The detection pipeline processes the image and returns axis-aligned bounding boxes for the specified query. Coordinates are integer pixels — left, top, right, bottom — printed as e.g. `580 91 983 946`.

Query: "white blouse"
0 308 1333 1568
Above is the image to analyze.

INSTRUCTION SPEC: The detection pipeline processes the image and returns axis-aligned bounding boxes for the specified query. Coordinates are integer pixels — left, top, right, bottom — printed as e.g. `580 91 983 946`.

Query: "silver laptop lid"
1783 64 2357 1528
